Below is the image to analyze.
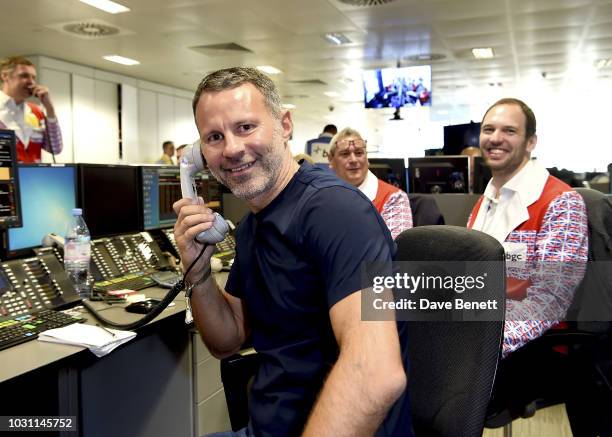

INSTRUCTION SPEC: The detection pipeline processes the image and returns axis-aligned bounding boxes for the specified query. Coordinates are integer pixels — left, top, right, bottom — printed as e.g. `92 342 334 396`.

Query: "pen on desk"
96 323 116 338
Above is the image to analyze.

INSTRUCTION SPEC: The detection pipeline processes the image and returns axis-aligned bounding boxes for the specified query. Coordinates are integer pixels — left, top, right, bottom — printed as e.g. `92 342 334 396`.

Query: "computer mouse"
125 299 160 314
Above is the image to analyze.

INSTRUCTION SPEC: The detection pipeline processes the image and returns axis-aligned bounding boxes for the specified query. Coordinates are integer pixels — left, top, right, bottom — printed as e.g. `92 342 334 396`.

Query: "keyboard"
94 272 155 293
0 310 84 351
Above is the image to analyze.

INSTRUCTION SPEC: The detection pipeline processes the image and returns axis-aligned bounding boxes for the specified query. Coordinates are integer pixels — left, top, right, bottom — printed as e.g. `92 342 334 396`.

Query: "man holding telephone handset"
173 67 411 436
0 56 63 163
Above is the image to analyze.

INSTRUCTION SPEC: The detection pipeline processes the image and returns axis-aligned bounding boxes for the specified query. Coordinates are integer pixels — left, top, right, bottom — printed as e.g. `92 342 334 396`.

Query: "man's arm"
173 197 248 358
32 84 63 155
503 191 588 356
380 190 413 240
303 291 406 437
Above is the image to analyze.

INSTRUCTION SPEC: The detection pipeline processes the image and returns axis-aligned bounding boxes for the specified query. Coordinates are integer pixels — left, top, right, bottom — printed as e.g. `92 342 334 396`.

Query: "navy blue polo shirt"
226 162 412 436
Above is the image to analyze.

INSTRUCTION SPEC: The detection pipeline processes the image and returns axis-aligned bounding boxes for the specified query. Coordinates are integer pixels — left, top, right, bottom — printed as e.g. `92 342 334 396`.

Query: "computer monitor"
368 158 408 193
78 164 141 238
472 157 492 194
141 166 222 231
6 164 77 258
443 122 481 156
408 156 470 194
0 129 22 228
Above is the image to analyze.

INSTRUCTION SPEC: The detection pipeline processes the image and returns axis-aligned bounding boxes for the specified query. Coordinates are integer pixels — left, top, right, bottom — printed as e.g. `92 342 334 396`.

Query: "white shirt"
472 160 549 244
0 90 31 146
357 169 379 201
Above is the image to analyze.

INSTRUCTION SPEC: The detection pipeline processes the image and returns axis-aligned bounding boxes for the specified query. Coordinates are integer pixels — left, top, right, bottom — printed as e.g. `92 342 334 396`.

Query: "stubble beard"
208 129 285 201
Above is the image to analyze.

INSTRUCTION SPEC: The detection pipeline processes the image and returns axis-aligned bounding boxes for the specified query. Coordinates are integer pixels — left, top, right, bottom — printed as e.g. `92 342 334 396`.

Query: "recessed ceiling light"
256 65 282 75
324 91 340 97
79 0 130 14
596 58 612 69
103 55 140 65
472 48 495 59
282 103 296 109
324 33 352 45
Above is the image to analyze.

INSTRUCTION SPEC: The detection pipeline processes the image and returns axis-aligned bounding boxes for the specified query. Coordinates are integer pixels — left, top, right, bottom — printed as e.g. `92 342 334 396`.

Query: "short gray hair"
192 67 282 119
329 127 365 157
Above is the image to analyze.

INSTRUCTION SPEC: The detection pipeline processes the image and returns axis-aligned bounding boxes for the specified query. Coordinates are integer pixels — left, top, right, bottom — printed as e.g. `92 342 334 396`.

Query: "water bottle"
64 208 92 299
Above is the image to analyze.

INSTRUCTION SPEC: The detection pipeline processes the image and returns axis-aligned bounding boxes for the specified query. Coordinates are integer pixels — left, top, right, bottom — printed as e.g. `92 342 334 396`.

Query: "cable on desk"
82 244 210 331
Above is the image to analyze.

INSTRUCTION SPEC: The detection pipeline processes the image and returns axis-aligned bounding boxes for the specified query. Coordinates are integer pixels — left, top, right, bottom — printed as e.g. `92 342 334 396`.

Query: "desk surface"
0 286 188 383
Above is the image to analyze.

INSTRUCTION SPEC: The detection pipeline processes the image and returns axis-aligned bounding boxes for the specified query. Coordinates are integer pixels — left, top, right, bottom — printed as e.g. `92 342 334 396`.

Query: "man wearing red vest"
467 98 588 357
328 127 412 239
0 56 63 163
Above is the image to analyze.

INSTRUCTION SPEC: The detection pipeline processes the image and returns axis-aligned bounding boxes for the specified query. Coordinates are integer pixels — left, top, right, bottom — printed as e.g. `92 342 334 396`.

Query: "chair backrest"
567 188 612 331
395 225 505 437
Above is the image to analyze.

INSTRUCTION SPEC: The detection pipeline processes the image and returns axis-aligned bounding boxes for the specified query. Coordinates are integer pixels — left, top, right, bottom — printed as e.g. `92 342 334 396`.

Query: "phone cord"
82 244 210 330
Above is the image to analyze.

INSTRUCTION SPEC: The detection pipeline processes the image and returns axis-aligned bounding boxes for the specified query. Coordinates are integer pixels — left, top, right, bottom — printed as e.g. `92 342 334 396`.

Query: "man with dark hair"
0 56 62 163
467 97 588 356
175 67 410 436
175 143 188 164
156 140 175 165
305 123 337 164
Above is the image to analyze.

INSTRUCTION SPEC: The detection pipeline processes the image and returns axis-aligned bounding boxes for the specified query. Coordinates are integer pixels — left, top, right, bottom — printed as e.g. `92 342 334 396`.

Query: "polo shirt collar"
357 169 378 202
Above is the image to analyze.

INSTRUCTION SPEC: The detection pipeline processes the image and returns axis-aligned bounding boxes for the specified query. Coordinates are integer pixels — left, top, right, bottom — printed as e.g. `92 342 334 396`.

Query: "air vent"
190 43 253 57
46 19 132 39
288 79 328 85
337 0 398 6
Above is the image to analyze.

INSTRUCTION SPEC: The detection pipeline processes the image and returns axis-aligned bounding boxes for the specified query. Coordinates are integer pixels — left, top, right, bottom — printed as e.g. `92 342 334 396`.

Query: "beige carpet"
483 404 573 437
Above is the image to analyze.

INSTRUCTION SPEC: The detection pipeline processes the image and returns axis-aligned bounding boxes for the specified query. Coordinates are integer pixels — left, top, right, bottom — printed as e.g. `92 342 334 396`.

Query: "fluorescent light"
324 33 352 45
282 103 296 109
324 91 340 97
472 48 495 59
79 0 130 14
103 55 140 65
256 65 282 75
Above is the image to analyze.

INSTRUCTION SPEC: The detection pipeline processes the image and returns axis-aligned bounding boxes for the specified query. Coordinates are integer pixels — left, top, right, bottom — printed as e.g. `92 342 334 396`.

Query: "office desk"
0 287 194 437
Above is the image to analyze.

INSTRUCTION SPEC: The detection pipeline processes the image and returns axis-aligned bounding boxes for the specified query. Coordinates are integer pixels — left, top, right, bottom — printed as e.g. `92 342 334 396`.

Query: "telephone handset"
180 142 229 244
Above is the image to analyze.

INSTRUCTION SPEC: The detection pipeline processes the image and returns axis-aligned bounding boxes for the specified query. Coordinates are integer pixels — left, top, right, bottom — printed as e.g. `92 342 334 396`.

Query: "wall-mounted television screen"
363 65 431 109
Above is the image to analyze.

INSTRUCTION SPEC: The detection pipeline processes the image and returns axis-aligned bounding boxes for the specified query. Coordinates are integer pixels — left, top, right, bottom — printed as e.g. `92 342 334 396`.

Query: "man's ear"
526 133 537 153
280 110 293 142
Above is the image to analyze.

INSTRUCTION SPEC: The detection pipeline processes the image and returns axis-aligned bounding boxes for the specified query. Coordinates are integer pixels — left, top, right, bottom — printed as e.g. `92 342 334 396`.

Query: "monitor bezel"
0 129 22 230
408 156 470 194
2 163 77 259
77 163 143 239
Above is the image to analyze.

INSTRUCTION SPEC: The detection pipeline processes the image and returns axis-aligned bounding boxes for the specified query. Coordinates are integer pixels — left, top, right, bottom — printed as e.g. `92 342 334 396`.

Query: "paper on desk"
38 324 137 357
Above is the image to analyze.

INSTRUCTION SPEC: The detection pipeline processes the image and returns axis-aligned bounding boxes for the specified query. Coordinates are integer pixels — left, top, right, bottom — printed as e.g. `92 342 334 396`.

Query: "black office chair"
220 225 506 436
408 193 445 226
395 225 506 437
485 188 612 436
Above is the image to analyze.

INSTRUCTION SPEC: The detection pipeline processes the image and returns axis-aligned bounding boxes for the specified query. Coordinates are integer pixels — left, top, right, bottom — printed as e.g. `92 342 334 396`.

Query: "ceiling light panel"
79 0 130 14
103 55 140 65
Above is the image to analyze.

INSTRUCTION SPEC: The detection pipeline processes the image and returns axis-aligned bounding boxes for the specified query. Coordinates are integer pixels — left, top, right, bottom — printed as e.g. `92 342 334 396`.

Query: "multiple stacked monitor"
0 133 223 259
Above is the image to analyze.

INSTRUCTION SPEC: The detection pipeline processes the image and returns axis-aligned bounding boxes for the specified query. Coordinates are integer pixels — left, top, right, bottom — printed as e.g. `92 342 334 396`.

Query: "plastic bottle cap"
72 208 83 215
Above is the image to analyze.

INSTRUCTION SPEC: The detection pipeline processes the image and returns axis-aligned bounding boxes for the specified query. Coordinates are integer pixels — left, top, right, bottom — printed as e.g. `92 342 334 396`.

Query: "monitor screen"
141 166 223 230
443 122 481 156
78 164 141 238
368 158 408 193
472 157 492 194
0 129 22 228
408 156 469 194
7 164 77 256
362 65 432 109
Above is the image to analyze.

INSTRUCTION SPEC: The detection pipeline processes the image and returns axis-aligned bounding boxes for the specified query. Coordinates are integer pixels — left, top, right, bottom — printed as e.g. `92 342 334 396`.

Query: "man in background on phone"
0 56 63 163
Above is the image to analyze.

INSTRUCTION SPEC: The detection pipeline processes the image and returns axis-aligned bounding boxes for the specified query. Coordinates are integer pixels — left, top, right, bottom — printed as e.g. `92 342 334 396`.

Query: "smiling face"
328 134 369 187
194 83 293 206
480 103 537 186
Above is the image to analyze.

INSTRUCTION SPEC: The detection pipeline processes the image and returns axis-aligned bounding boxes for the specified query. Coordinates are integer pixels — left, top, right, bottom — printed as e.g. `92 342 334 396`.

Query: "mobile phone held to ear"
180 142 229 244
